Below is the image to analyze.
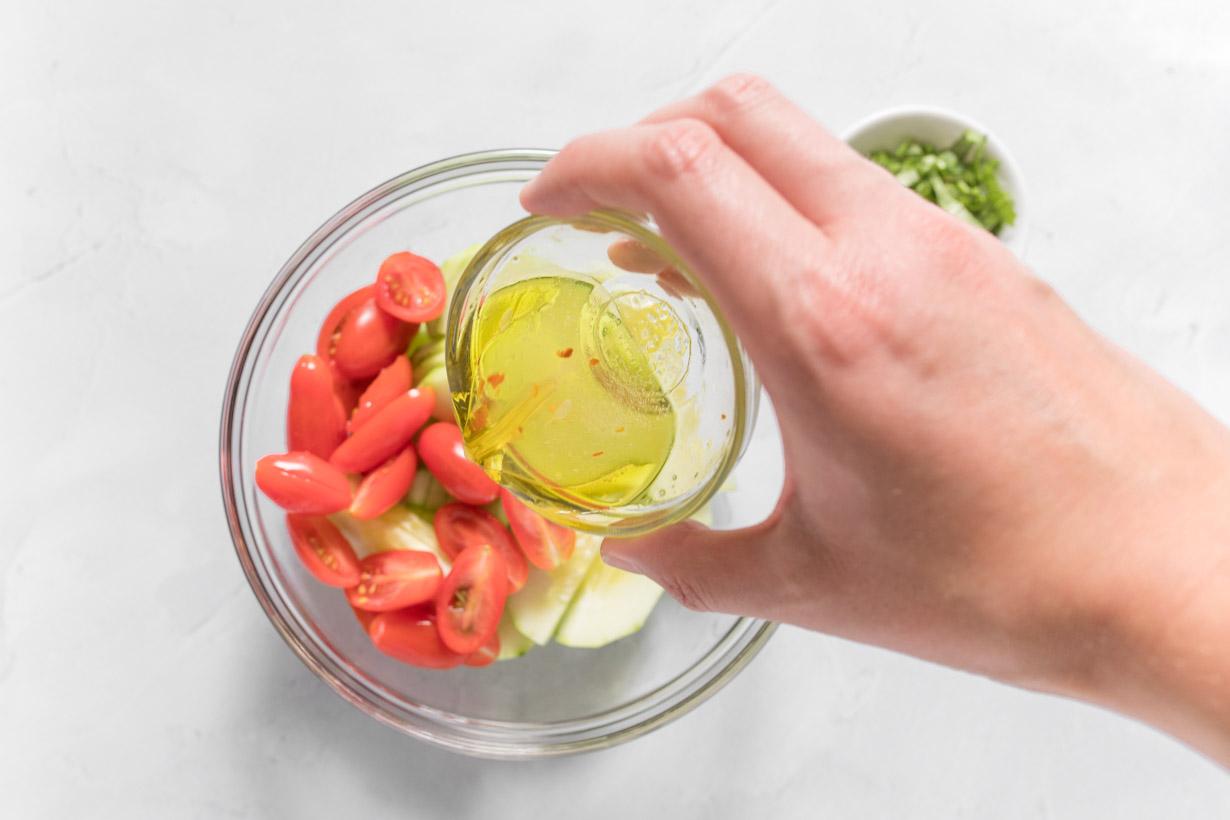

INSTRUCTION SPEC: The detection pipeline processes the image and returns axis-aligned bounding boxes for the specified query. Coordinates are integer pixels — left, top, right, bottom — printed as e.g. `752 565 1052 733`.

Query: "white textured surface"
3 0 1229 816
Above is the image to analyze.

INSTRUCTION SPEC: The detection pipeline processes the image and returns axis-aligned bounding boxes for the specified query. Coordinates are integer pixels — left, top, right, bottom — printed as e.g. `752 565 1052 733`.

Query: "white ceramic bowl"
843 106 1028 256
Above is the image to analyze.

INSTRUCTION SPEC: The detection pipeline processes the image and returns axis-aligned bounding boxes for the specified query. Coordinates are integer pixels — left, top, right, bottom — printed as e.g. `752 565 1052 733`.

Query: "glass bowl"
447 210 760 536
219 149 779 758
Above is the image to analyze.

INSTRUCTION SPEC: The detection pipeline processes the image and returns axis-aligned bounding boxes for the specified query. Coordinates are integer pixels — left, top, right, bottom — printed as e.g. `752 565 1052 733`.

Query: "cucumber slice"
427 243 482 338
330 506 449 569
415 365 455 422
404 469 450 512
555 558 663 648
506 533 602 645
495 617 535 661
410 337 445 372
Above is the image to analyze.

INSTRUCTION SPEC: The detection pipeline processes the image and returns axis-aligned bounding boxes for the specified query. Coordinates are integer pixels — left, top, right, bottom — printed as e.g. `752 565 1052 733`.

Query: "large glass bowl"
219 150 779 758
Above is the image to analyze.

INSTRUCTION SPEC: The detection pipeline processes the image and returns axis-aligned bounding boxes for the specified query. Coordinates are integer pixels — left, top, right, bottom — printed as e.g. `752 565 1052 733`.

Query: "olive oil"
453 272 682 510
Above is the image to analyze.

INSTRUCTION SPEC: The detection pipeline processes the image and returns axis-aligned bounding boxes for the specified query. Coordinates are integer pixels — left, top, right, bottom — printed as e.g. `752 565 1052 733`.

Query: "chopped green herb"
869 129 1016 235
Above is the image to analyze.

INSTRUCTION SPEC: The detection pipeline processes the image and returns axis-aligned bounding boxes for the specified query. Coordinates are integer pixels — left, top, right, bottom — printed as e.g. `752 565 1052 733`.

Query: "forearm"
1076 469 1230 767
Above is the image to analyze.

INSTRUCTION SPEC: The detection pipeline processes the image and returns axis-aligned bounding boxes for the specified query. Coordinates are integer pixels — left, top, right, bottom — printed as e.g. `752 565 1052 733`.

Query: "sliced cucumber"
330 506 449 569
506 533 602 645
555 558 663 649
414 365 454 422
404 469 450 512
427 243 482 338
410 336 445 372
495 617 535 661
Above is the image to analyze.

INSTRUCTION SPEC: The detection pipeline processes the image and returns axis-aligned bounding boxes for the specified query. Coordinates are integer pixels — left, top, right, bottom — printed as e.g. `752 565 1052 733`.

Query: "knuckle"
659 573 715 612
643 119 722 182
704 73 778 116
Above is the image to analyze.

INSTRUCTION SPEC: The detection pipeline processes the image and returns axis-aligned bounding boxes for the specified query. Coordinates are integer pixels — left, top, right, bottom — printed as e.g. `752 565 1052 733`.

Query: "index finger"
519 118 831 368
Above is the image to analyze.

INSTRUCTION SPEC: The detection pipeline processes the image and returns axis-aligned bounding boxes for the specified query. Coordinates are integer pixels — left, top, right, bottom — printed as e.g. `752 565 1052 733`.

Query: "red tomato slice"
255 452 352 514
434 544 508 655
330 388 435 473
350 446 417 520
434 502 527 591
332 296 415 380
465 630 500 667
417 423 500 505
285 514 361 587
287 354 347 459
346 549 442 612
352 605 377 631
368 608 465 669
348 355 412 434
500 488 576 570
316 285 375 362
375 251 447 323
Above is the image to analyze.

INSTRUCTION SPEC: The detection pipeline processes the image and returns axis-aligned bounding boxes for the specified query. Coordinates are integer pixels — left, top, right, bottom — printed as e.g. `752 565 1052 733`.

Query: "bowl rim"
218 148 778 759
841 104 1029 254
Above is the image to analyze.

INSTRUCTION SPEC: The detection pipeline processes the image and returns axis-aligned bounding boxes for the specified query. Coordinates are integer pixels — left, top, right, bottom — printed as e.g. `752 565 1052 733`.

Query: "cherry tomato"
332 296 414 380
346 549 442 612
286 354 347 459
331 364 366 417
330 388 435 473
285 514 361 587
465 630 500 667
368 607 464 669
433 502 527 591
350 446 417 520
316 285 374 363
417 423 500 505
500 488 576 570
434 544 508 655
352 605 376 631
375 251 447 323
255 452 352 514
348 355 412 434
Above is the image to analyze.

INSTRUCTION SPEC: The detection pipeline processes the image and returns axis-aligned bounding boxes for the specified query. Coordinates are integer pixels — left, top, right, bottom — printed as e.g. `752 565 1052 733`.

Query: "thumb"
600 519 782 615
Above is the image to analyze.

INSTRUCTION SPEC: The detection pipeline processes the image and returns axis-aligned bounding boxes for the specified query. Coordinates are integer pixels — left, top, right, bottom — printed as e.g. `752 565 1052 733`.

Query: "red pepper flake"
556 347 574 358
471 404 489 432
487 372 505 387
588 357 599 366
591 451 604 457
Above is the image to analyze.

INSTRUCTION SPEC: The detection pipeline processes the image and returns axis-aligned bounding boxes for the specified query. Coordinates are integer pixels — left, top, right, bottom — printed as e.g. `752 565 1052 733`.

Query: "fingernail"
601 546 641 574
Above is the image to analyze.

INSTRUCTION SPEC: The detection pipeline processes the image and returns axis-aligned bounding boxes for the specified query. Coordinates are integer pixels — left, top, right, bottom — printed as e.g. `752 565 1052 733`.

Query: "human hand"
520 75 1230 764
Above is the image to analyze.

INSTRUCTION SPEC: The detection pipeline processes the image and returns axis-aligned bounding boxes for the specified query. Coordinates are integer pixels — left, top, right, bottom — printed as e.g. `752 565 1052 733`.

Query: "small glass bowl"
219 150 778 758
446 210 760 536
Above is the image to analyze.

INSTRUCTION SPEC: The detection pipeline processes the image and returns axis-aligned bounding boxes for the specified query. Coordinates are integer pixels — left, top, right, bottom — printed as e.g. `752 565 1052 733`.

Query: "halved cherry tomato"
417 423 500 505
368 607 464 669
330 387 435 473
350 446 417 520
316 285 375 363
287 354 347 459
346 549 442 612
375 251 447 323
332 296 415 380
352 605 376 631
331 365 366 417
434 502 527 591
286 514 361 587
500 488 576 570
255 452 352 514
434 544 508 655
465 630 500 667
348 355 412 434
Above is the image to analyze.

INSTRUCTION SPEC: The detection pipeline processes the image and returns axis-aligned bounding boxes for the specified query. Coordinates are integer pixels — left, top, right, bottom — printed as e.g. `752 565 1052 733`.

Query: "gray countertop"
2 0 1228 816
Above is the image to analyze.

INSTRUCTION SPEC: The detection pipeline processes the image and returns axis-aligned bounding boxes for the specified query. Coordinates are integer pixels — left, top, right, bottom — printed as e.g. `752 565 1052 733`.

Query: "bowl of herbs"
844 106 1026 255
